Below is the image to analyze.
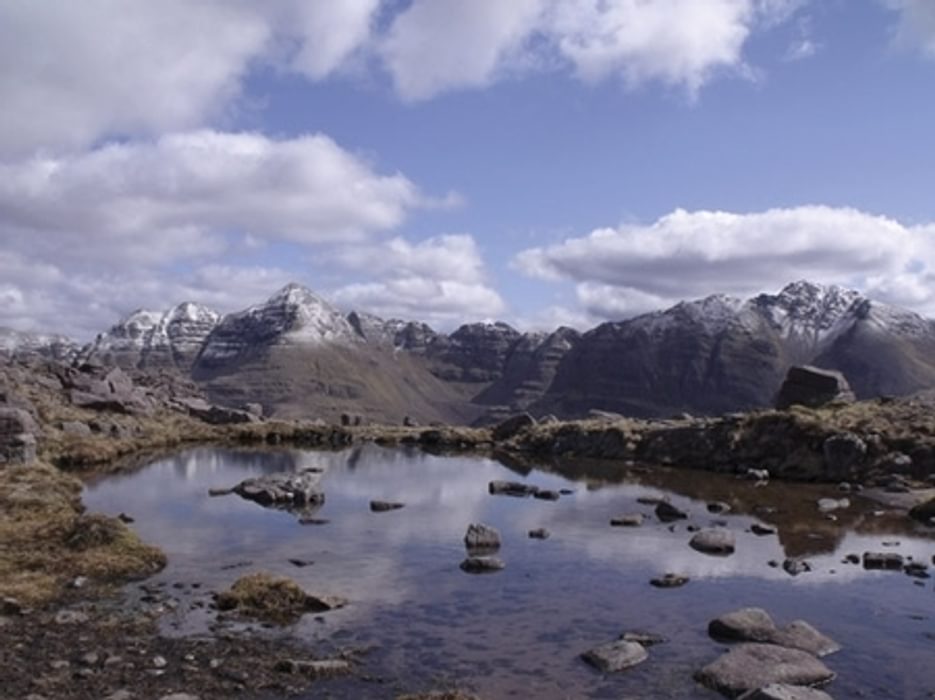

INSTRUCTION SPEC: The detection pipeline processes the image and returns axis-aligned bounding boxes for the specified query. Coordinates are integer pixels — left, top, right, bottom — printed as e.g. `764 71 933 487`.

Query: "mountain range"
4 280 935 424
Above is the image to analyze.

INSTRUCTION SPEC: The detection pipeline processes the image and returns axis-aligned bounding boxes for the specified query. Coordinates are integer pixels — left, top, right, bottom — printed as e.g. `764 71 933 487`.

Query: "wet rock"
370 500 404 512
581 639 648 673
738 684 834 700
528 528 550 539
775 365 855 410
908 497 935 525
708 501 732 514
274 658 351 678
751 523 777 536
690 528 736 556
650 573 689 588
696 643 835 697
492 413 536 441
231 471 324 509
488 480 538 497
782 558 812 576
637 496 665 506
905 561 930 578
533 489 560 501
621 631 667 646
862 552 904 570
709 608 778 643
773 621 841 657
298 517 330 526
655 501 688 522
464 523 501 550
817 497 849 513
610 514 644 527
823 433 866 480
460 556 505 573
288 558 314 568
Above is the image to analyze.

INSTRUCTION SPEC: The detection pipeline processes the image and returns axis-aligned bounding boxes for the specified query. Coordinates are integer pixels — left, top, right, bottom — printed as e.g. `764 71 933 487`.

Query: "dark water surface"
83 446 935 699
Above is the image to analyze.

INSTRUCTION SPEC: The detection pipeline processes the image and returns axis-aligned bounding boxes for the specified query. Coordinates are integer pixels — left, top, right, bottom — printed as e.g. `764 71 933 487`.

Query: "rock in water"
690 528 736 555
464 523 501 551
709 608 840 657
460 556 505 573
610 514 644 527
488 480 539 497
369 500 404 512
231 471 324 510
696 643 835 696
655 501 688 522
775 365 855 409
581 640 648 673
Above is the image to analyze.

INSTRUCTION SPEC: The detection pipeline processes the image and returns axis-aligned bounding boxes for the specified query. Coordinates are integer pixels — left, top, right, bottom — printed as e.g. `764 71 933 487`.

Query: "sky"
1 0 935 340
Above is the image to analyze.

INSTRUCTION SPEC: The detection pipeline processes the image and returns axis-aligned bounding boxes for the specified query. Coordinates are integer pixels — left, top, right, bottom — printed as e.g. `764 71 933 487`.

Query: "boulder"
581 640 648 673
0 407 38 464
709 608 839 657
696 643 835 697
775 365 855 410
690 528 736 555
822 433 866 480
862 552 903 570
491 413 536 441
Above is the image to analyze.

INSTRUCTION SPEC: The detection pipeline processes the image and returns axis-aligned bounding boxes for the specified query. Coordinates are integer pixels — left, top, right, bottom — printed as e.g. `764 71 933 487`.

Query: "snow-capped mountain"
0 327 78 362
195 283 359 368
531 281 935 418
83 302 221 370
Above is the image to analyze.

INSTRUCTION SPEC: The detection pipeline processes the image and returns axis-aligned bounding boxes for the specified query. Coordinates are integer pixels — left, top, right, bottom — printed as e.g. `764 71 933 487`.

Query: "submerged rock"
690 528 736 555
460 556 504 574
696 643 835 697
581 639 648 673
709 608 840 657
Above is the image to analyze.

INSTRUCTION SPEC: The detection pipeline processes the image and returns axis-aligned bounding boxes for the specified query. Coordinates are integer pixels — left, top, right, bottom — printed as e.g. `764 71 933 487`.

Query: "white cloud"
515 206 935 320
329 235 505 326
0 130 427 268
0 1 383 158
883 0 935 58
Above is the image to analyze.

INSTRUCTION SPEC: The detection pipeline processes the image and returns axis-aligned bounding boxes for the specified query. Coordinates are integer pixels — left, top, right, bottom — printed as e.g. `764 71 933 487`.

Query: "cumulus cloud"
0 0 810 155
0 130 427 267
515 206 935 320
329 235 505 326
883 0 935 58
0 1 383 157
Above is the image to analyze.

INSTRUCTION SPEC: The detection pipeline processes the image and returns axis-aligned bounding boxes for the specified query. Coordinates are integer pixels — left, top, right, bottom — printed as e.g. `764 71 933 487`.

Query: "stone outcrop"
776 366 856 410
0 407 38 465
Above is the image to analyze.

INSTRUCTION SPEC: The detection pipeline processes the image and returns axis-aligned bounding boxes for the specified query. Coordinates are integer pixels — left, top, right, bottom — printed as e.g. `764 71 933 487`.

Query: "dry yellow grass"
0 461 165 605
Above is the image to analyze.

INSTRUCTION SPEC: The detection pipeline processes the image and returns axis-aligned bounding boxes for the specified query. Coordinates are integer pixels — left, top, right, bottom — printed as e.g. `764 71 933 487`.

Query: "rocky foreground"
3 357 935 698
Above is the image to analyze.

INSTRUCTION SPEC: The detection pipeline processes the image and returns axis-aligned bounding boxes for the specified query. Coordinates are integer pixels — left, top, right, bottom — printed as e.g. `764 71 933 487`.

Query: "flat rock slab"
696 643 835 697
738 683 834 699
709 608 840 658
232 471 324 509
690 528 736 555
460 556 504 574
581 640 648 673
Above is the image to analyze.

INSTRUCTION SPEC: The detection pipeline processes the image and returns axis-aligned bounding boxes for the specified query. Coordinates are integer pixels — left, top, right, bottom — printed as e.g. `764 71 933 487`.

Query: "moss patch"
216 572 346 624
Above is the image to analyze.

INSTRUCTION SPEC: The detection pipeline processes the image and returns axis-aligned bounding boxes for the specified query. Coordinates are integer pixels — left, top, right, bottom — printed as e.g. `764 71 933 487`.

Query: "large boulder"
696 643 835 697
176 397 257 425
0 407 38 465
775 366 855 410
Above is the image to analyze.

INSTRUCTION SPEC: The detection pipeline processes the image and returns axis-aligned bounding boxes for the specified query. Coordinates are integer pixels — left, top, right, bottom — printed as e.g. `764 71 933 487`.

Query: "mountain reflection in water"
83 445 935 699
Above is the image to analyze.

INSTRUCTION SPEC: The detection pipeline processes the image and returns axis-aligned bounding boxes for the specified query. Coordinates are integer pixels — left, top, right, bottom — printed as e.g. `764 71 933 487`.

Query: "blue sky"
1 0 934 338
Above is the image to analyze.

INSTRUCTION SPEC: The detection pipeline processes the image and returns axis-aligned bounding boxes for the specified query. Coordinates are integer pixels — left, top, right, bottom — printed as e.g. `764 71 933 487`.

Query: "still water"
83 445 935 698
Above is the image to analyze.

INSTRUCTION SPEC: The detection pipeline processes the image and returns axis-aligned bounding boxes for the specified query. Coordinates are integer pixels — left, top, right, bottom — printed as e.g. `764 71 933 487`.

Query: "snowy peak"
755 281 863 340
85 302 221 370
